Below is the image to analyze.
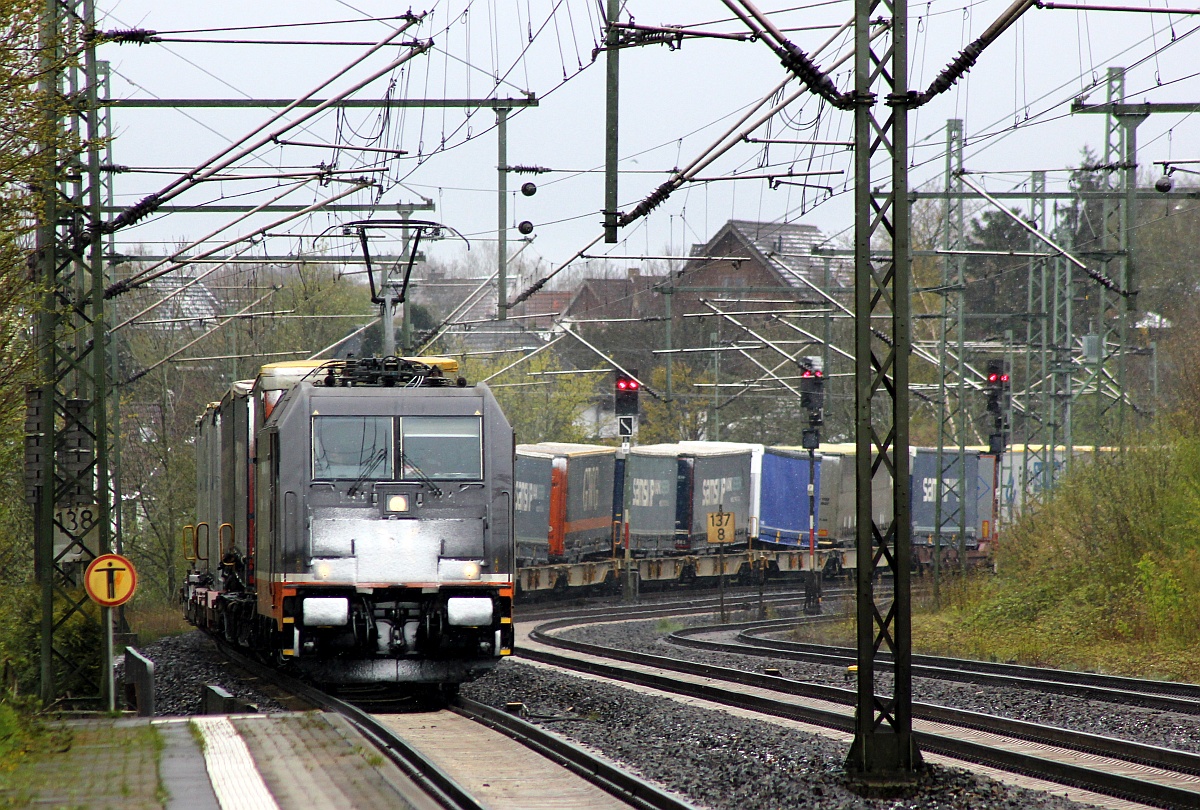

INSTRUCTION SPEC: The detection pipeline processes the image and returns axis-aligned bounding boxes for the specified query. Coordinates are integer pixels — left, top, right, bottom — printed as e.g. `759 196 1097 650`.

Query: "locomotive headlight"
316 562 333 580
386 494 409 512
438 559 483 581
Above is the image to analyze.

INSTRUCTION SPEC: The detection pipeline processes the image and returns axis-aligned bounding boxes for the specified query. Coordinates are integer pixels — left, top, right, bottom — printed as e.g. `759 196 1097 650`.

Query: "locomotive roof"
256 356 461 391
516 442 616 458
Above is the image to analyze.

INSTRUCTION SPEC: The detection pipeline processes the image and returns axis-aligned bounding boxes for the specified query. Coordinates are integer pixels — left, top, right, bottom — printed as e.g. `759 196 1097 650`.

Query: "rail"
524 617 1200 808
667 619 1200 714
213 637 692 809
213 641 484 810
453 697 698 810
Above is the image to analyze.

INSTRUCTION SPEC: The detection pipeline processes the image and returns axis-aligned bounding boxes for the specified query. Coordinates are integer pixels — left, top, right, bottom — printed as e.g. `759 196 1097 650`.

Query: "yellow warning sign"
84 554 138 608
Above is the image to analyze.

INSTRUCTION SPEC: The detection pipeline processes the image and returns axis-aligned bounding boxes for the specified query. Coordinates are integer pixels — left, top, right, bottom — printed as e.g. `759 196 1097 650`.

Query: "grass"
786 434 1200 684
0 697 69 775
910 573 1200 680
786 572 1200 682
187 719 207 754
655 618 686 634
122 601 191 648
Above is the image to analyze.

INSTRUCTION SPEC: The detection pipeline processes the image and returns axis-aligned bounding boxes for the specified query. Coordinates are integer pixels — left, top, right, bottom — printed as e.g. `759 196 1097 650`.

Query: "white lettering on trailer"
921 477 959 503
701 477 739 507
582 466 600 511
514 481 545 512
631 477 667 507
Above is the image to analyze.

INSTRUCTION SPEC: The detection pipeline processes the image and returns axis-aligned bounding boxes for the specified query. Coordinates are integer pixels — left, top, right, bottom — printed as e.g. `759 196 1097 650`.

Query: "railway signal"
985 359 1009 414
797 356 824 615
799 357 824 426
615 371 640 417
985 360 1010 455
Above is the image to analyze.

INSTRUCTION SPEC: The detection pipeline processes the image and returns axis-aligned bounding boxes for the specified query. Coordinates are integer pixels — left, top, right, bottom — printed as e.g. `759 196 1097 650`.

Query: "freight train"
513 440 1005 593
182 357 516 687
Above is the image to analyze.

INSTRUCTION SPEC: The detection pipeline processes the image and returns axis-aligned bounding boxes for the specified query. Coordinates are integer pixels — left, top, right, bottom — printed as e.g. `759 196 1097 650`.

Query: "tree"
460 349 598 445
639 364 710 443
961 209 1032 340
0 0 54 589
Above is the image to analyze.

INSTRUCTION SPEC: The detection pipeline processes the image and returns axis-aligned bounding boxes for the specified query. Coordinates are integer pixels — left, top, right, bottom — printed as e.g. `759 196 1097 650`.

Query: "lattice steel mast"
933 120 967 602
31 0 111 706
846 0 921 772
1021 172 1052 500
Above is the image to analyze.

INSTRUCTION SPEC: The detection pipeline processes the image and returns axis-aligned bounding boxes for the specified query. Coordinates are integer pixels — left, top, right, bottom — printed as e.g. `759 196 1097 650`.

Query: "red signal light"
628 379 638 389
987 373 999 382
1000 374 1009 383
617 380 628 390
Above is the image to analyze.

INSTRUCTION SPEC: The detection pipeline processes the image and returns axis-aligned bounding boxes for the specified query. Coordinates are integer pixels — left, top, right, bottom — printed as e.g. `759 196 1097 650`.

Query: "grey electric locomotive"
184 356 515 685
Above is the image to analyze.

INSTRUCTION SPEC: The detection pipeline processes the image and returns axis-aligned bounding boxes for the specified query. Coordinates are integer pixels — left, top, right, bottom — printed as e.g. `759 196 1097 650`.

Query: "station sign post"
707 507 732 621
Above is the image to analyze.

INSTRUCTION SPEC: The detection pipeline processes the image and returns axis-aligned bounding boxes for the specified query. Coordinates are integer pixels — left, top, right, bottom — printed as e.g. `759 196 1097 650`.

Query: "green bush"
0 583 103 702
0 584 40 696
916 430 1200 677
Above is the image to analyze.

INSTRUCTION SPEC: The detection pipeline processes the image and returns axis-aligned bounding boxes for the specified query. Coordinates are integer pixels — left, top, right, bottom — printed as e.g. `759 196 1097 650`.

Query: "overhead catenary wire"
307 318 381 360
111 181 372 329
122 288 281 385
108 179 313 297
98 0 1200 403
99 17 430 240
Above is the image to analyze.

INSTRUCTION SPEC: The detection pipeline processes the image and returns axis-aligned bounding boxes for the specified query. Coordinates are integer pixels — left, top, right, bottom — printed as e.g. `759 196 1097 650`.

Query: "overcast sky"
96 1 1200 293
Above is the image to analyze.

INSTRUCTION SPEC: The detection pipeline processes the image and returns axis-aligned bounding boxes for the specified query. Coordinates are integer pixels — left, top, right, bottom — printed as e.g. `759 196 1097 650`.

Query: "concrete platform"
1 712 443 810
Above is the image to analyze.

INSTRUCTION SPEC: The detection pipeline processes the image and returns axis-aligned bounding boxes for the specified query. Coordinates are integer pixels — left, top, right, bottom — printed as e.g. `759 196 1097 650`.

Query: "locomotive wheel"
420 608 444 651
222 611 237 643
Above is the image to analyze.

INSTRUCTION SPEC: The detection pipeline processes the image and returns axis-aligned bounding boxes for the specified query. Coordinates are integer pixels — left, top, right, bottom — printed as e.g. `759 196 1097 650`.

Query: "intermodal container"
758 446 820 547
515 443 615 565
624 443 752 554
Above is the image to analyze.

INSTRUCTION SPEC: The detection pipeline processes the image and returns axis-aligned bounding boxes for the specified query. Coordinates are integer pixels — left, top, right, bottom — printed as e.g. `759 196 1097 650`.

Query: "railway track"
213 640 695 810
517 583 858 626
666 618 1200 715
520 615 1200 809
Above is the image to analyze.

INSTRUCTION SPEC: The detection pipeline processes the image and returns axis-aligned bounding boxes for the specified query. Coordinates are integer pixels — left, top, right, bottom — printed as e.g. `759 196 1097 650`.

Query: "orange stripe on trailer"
564 515 613 533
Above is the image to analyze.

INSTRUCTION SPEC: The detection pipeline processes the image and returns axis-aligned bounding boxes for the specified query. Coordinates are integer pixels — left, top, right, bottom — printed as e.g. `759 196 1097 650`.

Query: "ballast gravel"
129 625 1126 809
462 660 1099 810
115 631 290 716
555 609 1200 756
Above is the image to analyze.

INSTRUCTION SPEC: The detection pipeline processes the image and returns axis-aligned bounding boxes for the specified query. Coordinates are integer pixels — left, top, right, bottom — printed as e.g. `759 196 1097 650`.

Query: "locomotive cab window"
400 416 482 480
312 416 393 480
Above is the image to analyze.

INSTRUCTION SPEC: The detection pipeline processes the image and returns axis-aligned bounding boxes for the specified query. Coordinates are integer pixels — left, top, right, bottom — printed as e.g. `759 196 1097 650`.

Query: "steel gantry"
29 0 113 707
1070 71 1200 439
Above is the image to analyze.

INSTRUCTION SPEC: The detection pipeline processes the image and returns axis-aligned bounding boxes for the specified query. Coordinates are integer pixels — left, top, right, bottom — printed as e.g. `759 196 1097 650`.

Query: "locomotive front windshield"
400 416 482 480
312 416 393 480
312 415 482 481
